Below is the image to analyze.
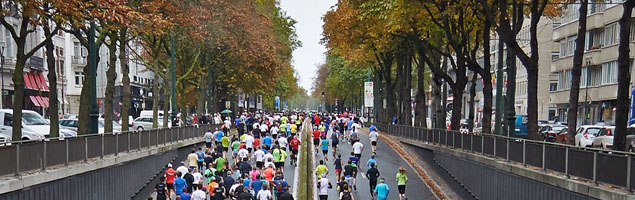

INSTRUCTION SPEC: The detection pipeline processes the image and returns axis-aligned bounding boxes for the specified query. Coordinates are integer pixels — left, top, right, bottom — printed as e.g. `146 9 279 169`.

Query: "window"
602 61 618 84
552 51 560 61
74 42 80 57
74 72 84 86
631 20 635 42
550 82 558 92
558 70 572 90
605 23 619 46
581 67 588 87
134 76 138 82
589 0 606 14
586 30 604 50
567 36 577 55
559 40 567 57
589 66 601 86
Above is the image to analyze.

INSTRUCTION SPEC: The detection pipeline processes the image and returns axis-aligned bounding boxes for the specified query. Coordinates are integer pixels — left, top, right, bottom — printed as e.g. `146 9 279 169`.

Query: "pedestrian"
204 130 214 149
331 129 340 158
253 146 266 169
256 184 272 200
289 136 300 166
221 134 230 158
238 187 254 200
334 154 343 182
250 175 265 196
196 148 205 171
165 163 176 197
173 172 187 196
154 177 168 200
264 165 275 182
374 178 390 200
352 141 364 165
317 175 331 200
367 153 377 169
177 162 189 178
183 171 195 193
316 159 329 178
180 188 191 200
366 162 380 197
343 160 357 191
191 168 203 190
321 136 329 161
211 178 226 200
369 127 379 153
339 185 353 200
187 150 199 172
250 166 261 182
191 187 206 200
278 186 294 200
223 171 236 197
396 167 409 200
312 127 321 152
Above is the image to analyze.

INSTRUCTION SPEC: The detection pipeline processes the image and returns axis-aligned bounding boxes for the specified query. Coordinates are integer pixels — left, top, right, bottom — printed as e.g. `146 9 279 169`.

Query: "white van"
139 110 167 118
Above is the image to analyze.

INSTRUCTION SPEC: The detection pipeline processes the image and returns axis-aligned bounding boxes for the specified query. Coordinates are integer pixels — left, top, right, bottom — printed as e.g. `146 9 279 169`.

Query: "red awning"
35 96 47 108
29 96 41 107
36 73 49 91
23 73 34 89
28 73 38 90
41 97 49 107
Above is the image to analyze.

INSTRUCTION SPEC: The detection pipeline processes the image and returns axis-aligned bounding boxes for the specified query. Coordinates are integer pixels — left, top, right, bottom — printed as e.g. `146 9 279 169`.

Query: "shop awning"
29 96 41 107
28 73 38 90
35 73 48 91
36 96 48 108
41 97 49 107
23 73 35 90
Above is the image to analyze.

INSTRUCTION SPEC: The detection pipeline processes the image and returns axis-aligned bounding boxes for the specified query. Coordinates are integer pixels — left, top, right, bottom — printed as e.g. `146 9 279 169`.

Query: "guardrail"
377 124 635 191
0 124 219 177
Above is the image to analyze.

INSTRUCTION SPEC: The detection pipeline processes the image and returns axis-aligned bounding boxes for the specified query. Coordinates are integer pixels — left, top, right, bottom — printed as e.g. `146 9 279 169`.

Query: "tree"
613 0 635 151
0 1 59 140
567 0 588 144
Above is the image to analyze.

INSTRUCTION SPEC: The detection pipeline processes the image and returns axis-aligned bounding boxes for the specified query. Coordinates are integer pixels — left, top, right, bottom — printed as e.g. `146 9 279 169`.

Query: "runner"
315 160 329 178
369 126 379 153
321 136 329 161
366 162 380 197
289 136 300 166
374 178 390 200
312 126 321 153
204 129 214 149
253 146 266 169
396 167 409 200
317 175 331 200
165 163 176 197
333 154 343 182
154 177 168 200
331 129 340 158
352 141 364 167
342 160 357 191
367 153 377 169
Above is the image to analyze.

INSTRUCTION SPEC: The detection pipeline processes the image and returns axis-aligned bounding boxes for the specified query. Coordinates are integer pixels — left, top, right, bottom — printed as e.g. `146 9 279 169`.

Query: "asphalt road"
314 127 436 200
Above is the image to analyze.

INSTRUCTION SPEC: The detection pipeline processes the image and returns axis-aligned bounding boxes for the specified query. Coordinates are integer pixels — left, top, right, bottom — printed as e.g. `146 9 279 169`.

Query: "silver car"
133 117 167 131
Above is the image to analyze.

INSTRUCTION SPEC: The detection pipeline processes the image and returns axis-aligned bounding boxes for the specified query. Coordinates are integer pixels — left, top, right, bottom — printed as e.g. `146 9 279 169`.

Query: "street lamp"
584 57 592 125
321 92 325 113
0 45 4 109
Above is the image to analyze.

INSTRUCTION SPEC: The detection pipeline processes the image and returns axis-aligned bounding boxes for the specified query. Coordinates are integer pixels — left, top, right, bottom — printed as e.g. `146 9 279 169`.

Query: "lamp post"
321 92 325 113
88 21 98 135
584 57 592 125
0 45 4 109
170 33 177 124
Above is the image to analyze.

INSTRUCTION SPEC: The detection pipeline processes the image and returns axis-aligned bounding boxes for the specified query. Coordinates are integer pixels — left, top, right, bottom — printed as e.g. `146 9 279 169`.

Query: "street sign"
238 94 245 108
364 81 374 107
275 96 280 109
257 95 263 110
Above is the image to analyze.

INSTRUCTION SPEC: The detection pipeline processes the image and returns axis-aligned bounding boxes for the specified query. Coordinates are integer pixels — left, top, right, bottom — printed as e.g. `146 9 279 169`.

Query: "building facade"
550 2 635 125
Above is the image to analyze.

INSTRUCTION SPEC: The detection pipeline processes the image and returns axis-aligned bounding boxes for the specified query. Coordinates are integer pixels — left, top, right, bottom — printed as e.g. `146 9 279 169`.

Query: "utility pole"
495 38 505 135
170 33 177 122
88 21 98 134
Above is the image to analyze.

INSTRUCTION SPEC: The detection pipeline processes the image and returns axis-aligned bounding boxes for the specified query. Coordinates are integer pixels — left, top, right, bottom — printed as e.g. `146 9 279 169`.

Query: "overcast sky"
279 0 338 94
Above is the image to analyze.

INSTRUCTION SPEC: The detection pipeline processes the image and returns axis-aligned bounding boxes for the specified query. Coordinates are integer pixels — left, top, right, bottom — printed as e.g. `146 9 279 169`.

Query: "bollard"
470 134 473 152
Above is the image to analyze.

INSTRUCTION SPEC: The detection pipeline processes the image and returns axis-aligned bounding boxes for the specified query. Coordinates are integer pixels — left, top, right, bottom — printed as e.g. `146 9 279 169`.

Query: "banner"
238 94 245 108
275 96 280 109
248 96 255 108
257 95 263 110
364 81 374 107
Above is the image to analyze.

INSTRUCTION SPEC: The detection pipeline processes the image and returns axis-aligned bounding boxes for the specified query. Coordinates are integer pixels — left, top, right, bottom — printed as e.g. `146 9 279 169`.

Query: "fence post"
461 132 464 150
593 151 598 185
445 129 448 147
506 139 509 162
65 139 69 165
84 136 88 162
42 141 47 171
15 143 20 176
148 129 151 148
565 146 569 178
523 140 526 167
452 131 455 148
101 134 104 159
156 128 159 147
627 154 631 191
542 142 546 171
481 135 484 155
470 134 473 152
115 132 119 156
138 130 142 150
493 136 497 157
128 131 131 152
164 128 167 145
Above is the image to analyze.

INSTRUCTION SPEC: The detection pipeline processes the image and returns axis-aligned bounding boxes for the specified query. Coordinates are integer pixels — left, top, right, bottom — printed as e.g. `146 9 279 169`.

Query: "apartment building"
550 1 635 125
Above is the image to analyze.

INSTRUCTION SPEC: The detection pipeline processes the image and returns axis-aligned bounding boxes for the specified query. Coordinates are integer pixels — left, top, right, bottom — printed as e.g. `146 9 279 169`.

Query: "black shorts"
205 142 212 148
371 141 377 146
275 162 284 168
291 148 298 155
256 161 264 169
247 148 253 153
398 185 406 194
322 149 328 154
332 140 339 147
313 138 320 146
319 195 328 200
354 153 361 159
167 183 174 190
223 147 229 152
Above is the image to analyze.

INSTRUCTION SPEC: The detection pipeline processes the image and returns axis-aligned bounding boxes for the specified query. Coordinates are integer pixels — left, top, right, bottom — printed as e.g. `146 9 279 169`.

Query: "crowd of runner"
151 112 304 200
311 113 409 200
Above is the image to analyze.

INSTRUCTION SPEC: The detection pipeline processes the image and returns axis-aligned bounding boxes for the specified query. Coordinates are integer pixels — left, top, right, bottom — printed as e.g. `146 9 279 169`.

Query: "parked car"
626 126 635 152
592 126 615 149
60 118 121 134
0 109 55 141
118 116 134 127
555 127 568 143
574 125 604 147
544 125 566 142
134 117 169 131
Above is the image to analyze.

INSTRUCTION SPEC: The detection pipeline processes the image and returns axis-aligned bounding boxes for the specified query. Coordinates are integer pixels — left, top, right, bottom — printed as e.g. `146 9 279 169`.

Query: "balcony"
27 56 43 71
71 56 87 66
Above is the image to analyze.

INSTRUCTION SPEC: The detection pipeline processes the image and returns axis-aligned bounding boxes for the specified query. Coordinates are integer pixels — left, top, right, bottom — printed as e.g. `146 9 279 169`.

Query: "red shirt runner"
165 168 176 184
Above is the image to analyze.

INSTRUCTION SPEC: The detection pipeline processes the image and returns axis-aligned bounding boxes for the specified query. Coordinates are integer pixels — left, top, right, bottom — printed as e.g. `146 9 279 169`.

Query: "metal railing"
0 124 219 177
377 124 635 191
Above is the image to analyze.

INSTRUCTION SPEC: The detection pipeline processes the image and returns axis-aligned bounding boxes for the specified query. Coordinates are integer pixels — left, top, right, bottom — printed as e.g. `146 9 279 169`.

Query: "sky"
279 0 338 94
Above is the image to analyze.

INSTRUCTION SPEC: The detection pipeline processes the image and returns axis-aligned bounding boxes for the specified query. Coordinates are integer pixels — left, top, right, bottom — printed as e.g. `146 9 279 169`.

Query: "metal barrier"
377 124 635 191
0 124 218 177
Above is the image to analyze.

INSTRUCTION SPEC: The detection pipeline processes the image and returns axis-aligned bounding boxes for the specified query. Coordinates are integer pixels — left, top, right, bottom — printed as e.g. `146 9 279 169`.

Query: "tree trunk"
11 56 25 140
468 73 477 132
495 30 505 135
372 68 383 123
44 26 59 138
481 19 493 134
404 52 413 126
77 55 98 135
119 29 131 131
104 40 117 133
440 56 448 129
613 0 634 151
568 0 589 144
152 74 159 128
505 45 517 137
197 74 207 115
432 77 442 129
415 54 428 128
450 87 464 131
162 84 169 128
